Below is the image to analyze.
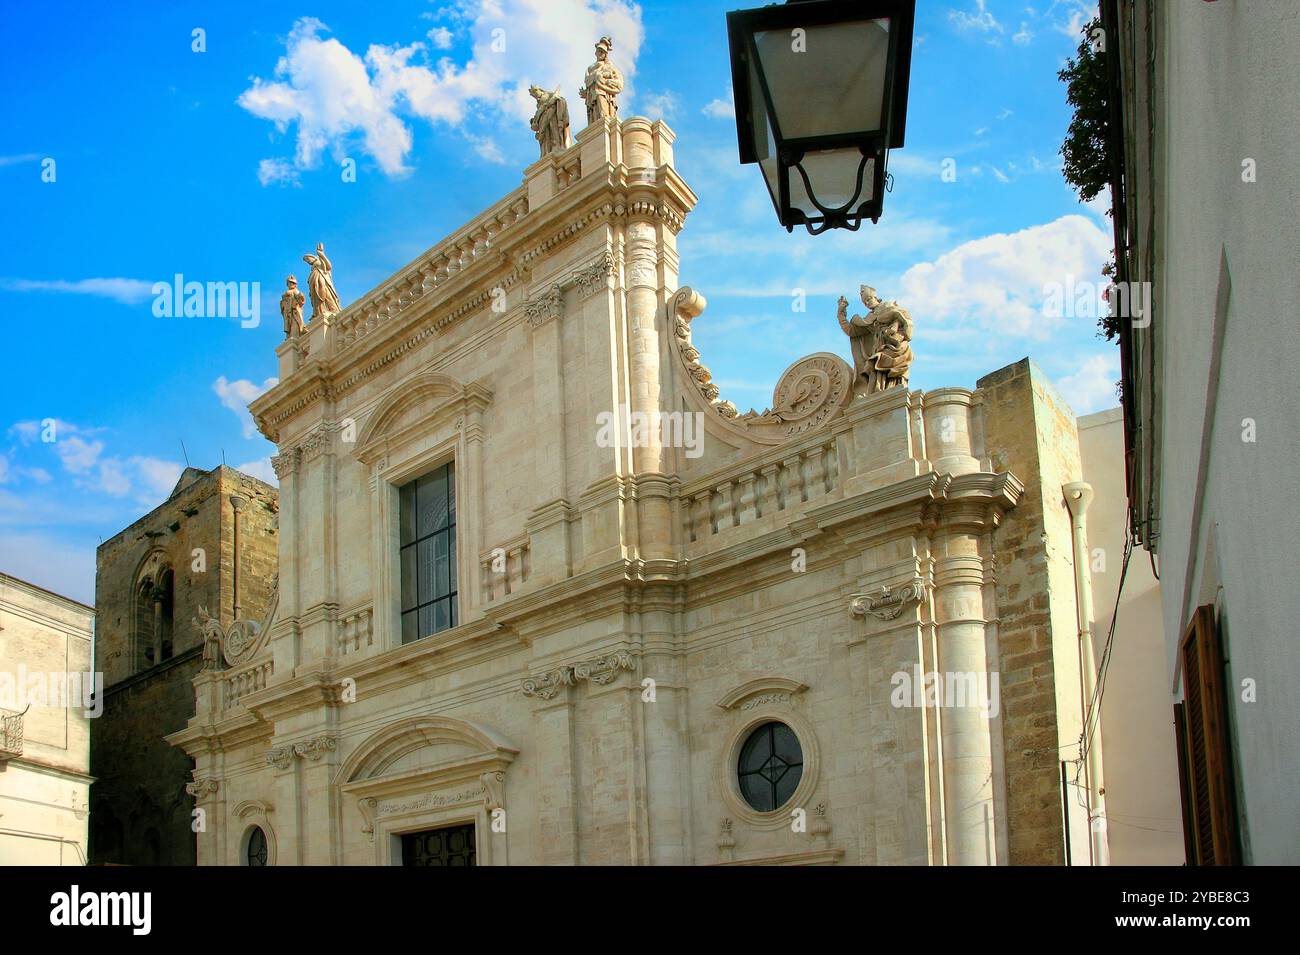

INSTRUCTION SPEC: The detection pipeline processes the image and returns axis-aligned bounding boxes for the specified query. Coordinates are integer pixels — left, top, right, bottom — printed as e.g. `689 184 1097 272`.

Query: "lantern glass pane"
754 18 890 141
789 148 875 216
748 51 782 207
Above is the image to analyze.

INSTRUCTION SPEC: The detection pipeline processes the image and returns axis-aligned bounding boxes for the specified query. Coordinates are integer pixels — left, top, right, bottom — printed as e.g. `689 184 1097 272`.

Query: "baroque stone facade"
170 116 1109 865
91 465 277 866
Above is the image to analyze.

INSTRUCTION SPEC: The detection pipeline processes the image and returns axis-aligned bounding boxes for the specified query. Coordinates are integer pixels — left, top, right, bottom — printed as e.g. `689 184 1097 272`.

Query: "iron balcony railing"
0 707 23 760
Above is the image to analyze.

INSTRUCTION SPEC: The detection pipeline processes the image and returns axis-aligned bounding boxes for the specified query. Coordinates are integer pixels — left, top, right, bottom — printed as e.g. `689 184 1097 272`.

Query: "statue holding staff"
303 242 342 320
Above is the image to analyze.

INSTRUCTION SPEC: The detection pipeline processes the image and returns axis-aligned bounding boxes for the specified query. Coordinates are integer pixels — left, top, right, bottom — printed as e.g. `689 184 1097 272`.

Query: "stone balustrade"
223 659 273 709
682 433 840 545
480 537 531 603
337 605 375 656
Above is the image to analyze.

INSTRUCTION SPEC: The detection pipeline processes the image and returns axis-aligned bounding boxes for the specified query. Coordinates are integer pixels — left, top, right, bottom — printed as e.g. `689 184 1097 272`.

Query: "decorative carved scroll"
194 605 269 670
521 649 638 697
669 288 855 442
850 578 928 621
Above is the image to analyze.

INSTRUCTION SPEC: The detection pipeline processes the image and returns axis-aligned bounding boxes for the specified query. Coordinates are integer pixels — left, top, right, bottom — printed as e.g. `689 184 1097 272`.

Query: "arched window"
134 578 155 670
157 569 174 661
133 565 174 671
245 826 268 866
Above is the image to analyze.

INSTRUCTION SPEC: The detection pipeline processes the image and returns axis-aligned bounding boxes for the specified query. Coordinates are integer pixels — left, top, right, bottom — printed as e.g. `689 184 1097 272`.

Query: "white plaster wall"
1152 2 1300 864
1079 408 1183 864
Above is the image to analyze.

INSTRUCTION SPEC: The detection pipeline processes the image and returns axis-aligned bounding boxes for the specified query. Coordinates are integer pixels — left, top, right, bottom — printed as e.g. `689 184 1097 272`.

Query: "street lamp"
727 0 915 234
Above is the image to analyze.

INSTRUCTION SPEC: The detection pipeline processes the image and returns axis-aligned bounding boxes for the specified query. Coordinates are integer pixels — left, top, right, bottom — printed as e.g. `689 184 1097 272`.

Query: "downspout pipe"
1063 481 1109 865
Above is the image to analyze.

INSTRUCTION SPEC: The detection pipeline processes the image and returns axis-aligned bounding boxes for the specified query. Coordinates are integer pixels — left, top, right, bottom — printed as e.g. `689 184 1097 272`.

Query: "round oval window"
737 721 804 812
245 826 268 866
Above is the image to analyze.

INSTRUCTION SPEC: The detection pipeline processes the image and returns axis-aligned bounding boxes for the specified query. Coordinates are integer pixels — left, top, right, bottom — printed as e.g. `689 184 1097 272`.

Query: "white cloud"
257 157 301 187
702 87 735 119
1012 23 1033 45
1058 353 1120 414
56 435 105 474
949 1 1004 35
638 90 679 121
235 457 278 486
895 214 1112 340
0 277 155 304
428 26 454 49
96 458 132 496
1053 1 1096 39
465 133 506 164
239 5 643 178
130 457 184 498
214 376 278 439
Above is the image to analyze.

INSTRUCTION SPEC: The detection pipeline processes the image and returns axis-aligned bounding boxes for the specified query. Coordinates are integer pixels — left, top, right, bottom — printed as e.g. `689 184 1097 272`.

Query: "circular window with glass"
737 720 804 812
245 826 268 866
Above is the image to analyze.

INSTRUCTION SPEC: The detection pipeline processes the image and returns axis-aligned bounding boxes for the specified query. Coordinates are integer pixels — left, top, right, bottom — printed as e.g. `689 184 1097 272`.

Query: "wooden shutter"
1174 605 1240 865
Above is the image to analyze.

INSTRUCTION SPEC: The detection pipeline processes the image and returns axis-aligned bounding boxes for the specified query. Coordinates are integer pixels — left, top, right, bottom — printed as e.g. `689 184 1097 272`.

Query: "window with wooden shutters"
1173 604 1240 865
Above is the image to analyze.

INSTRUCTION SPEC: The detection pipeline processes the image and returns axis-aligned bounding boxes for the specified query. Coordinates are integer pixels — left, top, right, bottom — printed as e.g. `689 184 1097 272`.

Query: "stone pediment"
336 715 518 785
353 371 492 465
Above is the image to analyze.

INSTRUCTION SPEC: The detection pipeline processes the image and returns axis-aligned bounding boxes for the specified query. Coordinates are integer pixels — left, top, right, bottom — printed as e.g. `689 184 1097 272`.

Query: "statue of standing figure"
838 285 914 395
529 85 571 157
579 36 624 125
303 242 342 320
280 275 306 338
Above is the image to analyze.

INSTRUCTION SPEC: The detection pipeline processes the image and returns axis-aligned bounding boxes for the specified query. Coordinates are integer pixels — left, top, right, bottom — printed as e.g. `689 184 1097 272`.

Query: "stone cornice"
165 707 274 758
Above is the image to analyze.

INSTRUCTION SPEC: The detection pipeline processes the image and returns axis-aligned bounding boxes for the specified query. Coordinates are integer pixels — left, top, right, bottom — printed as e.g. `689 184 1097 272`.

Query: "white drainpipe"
1063 481 1109 865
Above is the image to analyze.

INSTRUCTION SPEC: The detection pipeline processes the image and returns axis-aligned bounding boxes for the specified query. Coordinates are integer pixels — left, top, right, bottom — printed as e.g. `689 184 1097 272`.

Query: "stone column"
271 449 301 672
620 120 671 562
525 682 579 864
933 534 998 865
229 494 246 619
526 290 572 585
462 397 488 614
267 747 301 865
296 735 339 865
185 776 222 865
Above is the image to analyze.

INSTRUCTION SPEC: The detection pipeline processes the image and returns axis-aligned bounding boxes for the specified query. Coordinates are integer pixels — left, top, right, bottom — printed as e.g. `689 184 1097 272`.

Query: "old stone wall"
91 465 277 866
976 359 1087 864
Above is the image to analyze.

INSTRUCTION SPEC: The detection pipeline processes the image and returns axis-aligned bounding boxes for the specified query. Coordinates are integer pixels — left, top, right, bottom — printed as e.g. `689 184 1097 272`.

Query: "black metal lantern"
727 0 915 234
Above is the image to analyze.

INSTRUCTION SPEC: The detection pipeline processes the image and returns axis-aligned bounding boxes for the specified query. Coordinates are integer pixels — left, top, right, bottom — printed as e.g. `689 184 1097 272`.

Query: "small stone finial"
280 274 306 338
529 85 571 158
579 36 624 125
837 284 914 395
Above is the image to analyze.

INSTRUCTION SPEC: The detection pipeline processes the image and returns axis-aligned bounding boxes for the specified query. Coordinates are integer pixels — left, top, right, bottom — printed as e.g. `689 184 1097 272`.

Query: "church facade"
170 95 1113 865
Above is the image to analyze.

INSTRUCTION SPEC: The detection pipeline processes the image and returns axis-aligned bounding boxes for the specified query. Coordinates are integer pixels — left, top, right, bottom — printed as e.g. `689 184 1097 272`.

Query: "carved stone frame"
353 372 492 650
335 716 517 866
715 678 819 830
233 799 277 866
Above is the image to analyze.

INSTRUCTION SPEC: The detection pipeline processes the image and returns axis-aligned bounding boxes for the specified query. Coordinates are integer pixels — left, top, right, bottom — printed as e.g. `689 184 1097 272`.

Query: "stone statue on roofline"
579 36 624 125
280 275 306 338
303 242 342 320
837 285 914 395
529 85 571 157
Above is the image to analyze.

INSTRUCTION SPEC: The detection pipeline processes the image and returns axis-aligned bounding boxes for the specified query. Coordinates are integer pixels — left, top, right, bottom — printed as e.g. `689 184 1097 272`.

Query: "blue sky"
0 0 1114 602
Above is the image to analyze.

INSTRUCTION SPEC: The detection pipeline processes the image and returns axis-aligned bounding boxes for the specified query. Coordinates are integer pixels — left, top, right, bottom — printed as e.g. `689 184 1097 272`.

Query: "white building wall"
1079 409 1183 864
1147 2 1300 863
0 572 95 865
